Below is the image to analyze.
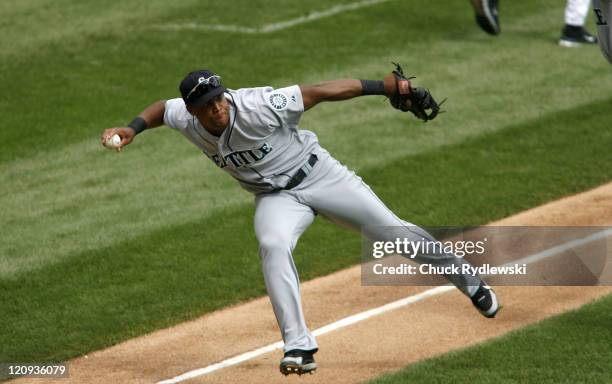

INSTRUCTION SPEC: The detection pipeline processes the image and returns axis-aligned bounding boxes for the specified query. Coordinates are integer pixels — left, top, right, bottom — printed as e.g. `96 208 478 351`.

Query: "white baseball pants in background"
565 0 592 26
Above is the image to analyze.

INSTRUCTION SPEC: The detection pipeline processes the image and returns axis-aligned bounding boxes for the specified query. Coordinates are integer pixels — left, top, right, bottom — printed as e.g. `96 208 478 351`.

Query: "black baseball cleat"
280 349 317 376
470 0 500 35
471 283 500 318
559 25 598 47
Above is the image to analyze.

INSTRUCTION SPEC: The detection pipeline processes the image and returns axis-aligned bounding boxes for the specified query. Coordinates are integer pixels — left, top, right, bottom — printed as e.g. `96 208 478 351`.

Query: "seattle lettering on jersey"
210 143 273 168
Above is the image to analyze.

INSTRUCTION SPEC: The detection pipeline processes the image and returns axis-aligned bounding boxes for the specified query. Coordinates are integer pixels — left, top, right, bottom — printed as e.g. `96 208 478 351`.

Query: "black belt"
284 154 318 190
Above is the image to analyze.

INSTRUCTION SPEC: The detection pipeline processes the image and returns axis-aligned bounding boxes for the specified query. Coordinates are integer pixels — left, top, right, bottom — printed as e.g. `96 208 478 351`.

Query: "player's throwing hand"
100 127 136 152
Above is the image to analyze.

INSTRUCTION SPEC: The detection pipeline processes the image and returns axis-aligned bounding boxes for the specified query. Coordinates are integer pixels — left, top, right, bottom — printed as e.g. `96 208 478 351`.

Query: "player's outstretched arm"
101 100 166 151
300 78 396 111
300 63 444 122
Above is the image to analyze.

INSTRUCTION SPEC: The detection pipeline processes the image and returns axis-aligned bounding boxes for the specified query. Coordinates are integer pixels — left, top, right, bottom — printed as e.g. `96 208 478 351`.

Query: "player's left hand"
385 62 445 122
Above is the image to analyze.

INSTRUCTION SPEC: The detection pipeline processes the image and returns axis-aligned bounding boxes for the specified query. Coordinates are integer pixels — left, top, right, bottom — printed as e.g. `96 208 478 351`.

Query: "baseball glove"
388 62 445 122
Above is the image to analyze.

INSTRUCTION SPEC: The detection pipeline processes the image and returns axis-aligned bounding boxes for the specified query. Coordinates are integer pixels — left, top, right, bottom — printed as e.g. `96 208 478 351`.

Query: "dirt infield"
14 182 612 384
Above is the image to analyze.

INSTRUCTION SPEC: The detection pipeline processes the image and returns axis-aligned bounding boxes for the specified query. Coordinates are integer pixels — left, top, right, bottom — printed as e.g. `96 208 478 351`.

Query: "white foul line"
157 285 453 384
157 228 611 384
157 0 390 34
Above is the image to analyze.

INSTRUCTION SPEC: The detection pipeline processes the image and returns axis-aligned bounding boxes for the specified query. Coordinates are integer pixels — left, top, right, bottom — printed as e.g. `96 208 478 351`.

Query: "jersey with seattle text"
163 85 320 194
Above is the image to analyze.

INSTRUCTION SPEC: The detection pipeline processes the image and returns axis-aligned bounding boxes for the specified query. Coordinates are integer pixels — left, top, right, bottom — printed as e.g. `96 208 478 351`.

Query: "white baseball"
105 134 122 149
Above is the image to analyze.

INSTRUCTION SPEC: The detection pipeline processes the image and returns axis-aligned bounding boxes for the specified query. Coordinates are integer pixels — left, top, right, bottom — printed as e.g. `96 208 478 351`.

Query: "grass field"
1 0 611 381
370 294 612 384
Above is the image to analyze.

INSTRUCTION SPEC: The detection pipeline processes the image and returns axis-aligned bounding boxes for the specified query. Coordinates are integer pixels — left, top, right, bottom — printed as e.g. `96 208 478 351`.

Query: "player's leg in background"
470 0 501 35
560 0 598 46
592 0 612 63
254 192 318 352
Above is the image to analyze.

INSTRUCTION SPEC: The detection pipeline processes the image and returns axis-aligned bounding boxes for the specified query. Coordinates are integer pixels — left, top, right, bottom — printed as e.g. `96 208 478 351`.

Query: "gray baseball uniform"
163 85 482 352
164 85 317 194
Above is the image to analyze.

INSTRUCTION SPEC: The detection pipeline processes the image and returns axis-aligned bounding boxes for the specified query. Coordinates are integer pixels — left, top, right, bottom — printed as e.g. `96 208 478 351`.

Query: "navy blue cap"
179 69 226 108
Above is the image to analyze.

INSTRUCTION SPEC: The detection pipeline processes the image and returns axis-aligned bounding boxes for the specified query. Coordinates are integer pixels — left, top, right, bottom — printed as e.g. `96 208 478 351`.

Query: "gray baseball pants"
254 147 482 352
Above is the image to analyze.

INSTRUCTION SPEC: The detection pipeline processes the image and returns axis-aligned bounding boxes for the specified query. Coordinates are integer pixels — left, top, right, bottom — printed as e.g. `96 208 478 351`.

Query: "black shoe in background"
470 0 500 35
559 25 598 47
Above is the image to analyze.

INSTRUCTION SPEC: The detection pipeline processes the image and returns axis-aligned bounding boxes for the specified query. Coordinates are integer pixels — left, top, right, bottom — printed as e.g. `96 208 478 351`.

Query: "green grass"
1 96 610 362
368 294 612 384
2 0 610 277
0 0 611 371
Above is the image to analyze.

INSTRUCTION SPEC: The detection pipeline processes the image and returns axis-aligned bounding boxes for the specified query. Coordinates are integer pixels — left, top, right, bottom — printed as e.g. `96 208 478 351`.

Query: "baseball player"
593 0 612 63
101 66 500 375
